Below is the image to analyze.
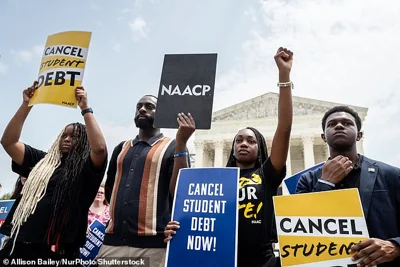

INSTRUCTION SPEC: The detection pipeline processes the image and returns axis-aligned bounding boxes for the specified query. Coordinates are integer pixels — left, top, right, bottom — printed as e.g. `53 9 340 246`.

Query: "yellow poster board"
29 31 92 108
273 189 370 267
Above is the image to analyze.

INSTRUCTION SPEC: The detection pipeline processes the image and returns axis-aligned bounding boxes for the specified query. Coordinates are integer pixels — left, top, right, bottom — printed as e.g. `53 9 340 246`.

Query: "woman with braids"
0 82 108 264
163 47 294 267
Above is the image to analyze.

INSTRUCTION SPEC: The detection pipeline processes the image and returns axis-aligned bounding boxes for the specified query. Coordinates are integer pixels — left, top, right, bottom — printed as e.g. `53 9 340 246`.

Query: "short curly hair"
322 106 362 131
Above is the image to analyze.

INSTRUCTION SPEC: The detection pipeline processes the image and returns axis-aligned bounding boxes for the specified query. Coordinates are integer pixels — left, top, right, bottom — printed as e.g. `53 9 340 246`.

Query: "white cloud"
11 45 43 64
117 8 132 22
33 45 44 56
0 62 9 75
134 0 144 8
244 7 257 22
112 43 121 52
90 1 100 10
129 17 148 40
16 51 33 62
215 0 400 166
121 8 131 14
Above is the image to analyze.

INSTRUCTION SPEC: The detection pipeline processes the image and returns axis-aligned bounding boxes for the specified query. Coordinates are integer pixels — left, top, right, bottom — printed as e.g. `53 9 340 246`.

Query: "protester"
164 47 294 267
96 95 195 267
0 82 108 265
10 176 26 200
88 184 110 226
296 106 400 267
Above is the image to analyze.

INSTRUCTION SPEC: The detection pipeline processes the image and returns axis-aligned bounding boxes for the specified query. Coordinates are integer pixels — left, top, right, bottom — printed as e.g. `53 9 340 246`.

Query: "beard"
134 116 155 129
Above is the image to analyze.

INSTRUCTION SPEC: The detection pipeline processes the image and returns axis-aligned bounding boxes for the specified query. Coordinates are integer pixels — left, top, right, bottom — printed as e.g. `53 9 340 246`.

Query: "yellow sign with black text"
273 189 370 267
29 31 92 108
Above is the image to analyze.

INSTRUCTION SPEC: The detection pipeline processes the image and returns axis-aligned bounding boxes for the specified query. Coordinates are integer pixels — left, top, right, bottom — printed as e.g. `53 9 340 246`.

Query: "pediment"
212 92 367 122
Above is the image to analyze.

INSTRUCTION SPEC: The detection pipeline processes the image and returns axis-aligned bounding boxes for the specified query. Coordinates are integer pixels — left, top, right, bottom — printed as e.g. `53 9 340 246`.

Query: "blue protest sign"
80 219 105 266
0 200 15 249
283 162 325 194
165 168 239 267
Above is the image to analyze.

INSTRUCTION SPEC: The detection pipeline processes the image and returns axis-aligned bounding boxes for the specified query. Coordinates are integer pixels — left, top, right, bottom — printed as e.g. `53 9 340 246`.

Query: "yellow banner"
29 31 92 108
273 189 370 267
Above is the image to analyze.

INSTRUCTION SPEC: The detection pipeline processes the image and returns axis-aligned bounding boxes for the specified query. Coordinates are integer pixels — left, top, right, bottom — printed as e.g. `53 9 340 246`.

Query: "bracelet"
277 81 294 89
318 179 335 188
81 107 93 116
173 152 188 158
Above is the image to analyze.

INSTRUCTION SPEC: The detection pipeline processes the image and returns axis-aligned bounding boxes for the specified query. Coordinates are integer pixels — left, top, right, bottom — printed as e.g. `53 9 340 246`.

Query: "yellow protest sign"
29 31 92 108
273 189 370 267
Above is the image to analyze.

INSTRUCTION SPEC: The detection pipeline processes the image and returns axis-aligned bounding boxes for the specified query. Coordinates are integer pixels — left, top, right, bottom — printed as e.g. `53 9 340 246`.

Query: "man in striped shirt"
97 95 195 267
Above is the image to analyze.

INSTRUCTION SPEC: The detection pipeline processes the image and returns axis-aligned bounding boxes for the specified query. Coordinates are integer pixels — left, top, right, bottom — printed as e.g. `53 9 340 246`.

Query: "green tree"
0 192 12 200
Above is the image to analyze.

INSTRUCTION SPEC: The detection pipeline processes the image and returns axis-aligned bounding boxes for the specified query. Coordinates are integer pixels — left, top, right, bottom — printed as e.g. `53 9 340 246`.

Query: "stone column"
214 141 224 167
302 136 315 168
194 140 204 167
265 136 272 157
356 137 364 154
223 144 231 167
286 141 292 177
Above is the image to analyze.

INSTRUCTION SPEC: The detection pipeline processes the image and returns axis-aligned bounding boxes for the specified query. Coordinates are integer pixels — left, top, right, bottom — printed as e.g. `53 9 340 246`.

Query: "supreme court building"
191 92 368 178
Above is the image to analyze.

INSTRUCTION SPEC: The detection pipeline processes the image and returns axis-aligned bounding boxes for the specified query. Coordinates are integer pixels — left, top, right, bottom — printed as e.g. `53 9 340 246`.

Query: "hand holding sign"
176 113 196 143
322 155 353 185
75 86 89 110
22 81 38 104
274 47 293 73
164 220 180 242
351 238 400 266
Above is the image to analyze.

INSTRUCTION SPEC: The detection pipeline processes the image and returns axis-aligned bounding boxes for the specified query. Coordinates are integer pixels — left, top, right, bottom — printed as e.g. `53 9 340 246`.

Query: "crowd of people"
0 47 399 267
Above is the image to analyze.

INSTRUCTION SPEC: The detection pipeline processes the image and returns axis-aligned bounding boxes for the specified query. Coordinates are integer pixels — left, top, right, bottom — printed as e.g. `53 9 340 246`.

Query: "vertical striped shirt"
104 134 188 248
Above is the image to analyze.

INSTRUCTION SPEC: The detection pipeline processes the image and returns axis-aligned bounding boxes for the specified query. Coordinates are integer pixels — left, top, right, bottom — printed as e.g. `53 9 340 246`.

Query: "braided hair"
9 122 90 253
226 127 268 169
48 122 90 246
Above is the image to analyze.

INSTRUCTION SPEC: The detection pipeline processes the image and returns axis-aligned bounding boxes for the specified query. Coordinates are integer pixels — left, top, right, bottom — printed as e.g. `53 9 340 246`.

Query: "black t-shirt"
0 144 107 247
237 158 286 266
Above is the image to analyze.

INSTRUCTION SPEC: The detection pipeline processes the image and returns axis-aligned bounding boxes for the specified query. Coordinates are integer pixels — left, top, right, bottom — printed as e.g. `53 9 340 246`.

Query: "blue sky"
1 0 400 194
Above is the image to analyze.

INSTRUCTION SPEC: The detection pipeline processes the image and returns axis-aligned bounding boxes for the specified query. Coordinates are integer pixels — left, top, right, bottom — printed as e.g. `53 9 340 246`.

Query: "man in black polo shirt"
97 95 195 267
296 106 400 267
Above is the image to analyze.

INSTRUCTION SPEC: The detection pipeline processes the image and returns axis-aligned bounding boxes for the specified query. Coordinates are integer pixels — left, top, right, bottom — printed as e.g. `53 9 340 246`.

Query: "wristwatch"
81 107 93 116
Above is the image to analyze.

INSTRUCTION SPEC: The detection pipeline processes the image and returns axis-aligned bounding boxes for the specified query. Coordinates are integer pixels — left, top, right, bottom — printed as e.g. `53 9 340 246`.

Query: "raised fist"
274 47 293 73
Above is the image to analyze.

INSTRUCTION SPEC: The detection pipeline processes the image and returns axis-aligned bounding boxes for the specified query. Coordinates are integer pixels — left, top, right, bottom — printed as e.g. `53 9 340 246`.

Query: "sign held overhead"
154 53 218 130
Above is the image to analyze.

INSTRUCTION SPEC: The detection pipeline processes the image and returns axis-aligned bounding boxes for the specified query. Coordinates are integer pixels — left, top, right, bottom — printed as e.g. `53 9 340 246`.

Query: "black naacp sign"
154 53 217 130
